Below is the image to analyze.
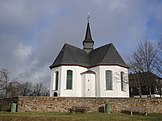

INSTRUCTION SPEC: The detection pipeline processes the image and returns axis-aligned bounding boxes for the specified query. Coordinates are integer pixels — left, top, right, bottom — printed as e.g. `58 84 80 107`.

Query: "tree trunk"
149 86 152 98
138 88 142 98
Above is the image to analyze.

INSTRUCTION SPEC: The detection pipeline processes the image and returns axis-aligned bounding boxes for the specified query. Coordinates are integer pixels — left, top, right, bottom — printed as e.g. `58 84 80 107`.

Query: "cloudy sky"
0 0 162 86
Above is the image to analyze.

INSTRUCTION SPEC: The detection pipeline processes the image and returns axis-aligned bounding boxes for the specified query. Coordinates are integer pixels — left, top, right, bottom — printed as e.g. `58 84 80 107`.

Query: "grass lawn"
0 112 162 121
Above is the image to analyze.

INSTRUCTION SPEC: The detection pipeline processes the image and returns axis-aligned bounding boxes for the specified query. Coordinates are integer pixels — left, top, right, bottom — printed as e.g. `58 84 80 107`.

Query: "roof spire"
84 13 93 41
83 13 94 54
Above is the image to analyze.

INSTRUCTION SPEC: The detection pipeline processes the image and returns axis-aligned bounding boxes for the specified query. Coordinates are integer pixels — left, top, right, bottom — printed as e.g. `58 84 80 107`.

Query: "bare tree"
19 82 32 96
31 82 49 96
129 40 161 97
7 81 21 98
0 68 50 98
157 39 162 76
156 78 162 98
0 69 10 98
0 69 23 98
129 72 143 98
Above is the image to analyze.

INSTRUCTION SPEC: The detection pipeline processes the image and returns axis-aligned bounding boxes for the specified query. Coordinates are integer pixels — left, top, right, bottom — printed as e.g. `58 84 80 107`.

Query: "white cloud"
14 42 32 62
27 65 50 85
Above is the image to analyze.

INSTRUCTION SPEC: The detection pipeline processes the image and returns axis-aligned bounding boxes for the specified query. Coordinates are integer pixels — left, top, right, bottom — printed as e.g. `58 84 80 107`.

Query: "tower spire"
83 13 94 54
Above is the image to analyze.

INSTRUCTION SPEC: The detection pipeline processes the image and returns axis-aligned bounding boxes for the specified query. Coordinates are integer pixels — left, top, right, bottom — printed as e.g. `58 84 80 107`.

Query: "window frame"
66 70 73 90
55 71 59 90
105 70 113 90
121 71 125 91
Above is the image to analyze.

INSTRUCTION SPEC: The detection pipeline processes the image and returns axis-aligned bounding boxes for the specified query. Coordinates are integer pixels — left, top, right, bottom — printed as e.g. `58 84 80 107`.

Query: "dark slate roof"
89 43 128 67
50 43 128 69
50 44 89 69
129 72 162 80
81 70 96 74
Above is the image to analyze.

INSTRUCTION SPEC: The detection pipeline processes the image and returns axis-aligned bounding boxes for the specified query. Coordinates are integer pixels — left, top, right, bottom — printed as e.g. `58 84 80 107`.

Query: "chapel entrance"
81 70 96 97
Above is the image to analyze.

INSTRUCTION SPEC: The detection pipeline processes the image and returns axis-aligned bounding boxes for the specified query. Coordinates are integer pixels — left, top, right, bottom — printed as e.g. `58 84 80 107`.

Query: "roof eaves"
89 63 129 69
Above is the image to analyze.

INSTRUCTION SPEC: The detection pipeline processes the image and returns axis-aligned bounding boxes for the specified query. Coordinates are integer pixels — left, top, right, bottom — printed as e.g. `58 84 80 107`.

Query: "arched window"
105 70 112 90
66 70 73 89
55 71 59 90
121 72 124 91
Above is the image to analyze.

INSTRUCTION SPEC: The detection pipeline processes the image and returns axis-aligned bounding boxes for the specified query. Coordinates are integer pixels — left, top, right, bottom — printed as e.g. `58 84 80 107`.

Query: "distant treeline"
0 68 49 99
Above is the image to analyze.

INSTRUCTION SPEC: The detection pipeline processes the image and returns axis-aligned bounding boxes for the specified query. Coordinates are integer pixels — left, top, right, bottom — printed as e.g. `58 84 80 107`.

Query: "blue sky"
0 0 162 86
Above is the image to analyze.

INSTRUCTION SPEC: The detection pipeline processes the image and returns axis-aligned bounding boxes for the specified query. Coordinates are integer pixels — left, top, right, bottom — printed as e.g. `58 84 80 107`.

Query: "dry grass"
0 112 161 121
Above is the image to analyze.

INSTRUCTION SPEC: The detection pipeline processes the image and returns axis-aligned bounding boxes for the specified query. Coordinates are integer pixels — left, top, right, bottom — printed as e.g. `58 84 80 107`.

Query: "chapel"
50 18 129 97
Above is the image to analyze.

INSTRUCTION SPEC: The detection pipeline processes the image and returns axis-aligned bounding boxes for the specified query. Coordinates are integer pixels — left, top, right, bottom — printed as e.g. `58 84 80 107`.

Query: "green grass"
0 112 162 121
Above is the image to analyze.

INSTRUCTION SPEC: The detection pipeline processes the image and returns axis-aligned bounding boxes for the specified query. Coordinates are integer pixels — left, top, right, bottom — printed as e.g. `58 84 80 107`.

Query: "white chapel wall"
99 65 129 97
90 65 129 97
50 65 129 97
50 66 62 96
52 66 87 97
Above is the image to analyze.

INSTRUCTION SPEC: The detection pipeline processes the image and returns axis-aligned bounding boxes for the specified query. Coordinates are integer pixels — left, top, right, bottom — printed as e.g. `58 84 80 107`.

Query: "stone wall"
1 96 162 113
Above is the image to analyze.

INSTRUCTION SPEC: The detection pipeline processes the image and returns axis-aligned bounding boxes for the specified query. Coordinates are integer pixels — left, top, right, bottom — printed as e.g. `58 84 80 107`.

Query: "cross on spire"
87 12 90 22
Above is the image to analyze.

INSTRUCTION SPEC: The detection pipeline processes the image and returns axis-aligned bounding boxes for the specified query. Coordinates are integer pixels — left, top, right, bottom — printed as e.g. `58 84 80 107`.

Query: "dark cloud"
0 0 162 86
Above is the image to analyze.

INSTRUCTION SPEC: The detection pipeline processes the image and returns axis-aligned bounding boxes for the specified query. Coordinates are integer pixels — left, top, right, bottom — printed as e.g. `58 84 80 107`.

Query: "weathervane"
87 12 90 22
